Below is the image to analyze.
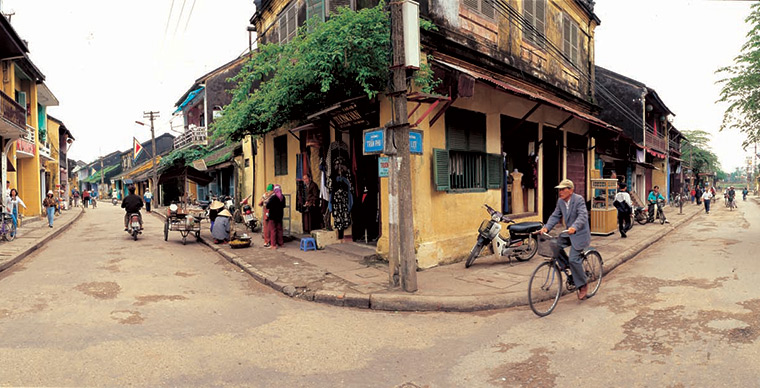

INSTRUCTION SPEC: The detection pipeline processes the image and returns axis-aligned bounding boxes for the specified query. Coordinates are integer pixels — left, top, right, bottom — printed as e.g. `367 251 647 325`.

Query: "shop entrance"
542 126 563 223
350 128 380 243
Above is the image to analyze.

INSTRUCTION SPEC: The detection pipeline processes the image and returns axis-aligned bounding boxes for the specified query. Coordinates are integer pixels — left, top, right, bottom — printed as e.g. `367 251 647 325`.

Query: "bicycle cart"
164 207 205 245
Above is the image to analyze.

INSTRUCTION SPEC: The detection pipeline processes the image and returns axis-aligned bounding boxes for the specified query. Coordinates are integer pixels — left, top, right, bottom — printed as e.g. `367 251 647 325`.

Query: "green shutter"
486 153 502 189
447 125 468 151
469 126 486 152
433 148 450 191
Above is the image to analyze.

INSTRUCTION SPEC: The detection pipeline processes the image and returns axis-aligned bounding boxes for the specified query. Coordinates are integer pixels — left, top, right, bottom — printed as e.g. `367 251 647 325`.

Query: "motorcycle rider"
743 187 749 201
121 185 144 231
647 185 667 223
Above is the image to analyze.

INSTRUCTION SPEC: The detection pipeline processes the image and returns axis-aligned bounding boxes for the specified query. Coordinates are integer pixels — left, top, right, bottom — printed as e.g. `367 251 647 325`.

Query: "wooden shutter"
571 23 579 65
287 5 297 41
535 0 545 46
278 15 288 43
469 127 486 152
563 15 571 61
433 149 451 191
447 124 468 151
463 0 479 12
523 0 535 43
486 153 502 189
480 0 494 19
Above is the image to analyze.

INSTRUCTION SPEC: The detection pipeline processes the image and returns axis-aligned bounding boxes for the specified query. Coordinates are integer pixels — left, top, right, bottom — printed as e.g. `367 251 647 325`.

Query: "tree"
716 3 760 148
681 130 722 185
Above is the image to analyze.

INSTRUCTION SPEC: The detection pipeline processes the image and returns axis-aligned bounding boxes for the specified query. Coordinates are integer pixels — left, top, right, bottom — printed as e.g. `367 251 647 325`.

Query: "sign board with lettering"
363 128 385 155
378 156 389 177
15 139 35 157
409 130 423 155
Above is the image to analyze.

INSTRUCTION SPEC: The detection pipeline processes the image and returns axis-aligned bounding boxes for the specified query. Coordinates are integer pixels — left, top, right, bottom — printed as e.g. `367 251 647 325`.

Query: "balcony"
0 91 27 139
668 139 681 154
645 132 667 154
173 125 208 150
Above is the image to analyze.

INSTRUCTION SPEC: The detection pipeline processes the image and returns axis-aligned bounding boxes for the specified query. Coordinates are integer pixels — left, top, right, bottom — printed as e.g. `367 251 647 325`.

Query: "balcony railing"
39 141 52 160
645 132 667 153
22 124 35 142
173 125 208 150
669 139 681 153
0 91 26 130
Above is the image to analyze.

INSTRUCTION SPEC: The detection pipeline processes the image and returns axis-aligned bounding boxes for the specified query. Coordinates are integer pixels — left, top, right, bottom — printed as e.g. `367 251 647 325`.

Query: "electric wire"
183 0 198 34
173 0 188 38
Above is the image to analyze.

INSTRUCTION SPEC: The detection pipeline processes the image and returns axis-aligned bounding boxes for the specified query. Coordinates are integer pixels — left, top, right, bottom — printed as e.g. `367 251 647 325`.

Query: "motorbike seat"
508 222 543 234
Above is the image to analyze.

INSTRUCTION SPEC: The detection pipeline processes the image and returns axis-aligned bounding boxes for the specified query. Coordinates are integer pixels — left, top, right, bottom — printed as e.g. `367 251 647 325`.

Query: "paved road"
0 199 759 387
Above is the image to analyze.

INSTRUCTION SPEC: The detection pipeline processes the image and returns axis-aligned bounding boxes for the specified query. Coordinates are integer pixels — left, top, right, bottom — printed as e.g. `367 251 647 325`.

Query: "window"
563 15 580 66
278 2 299 43
433 108 501 192
463 0 495 20
522 0 546 47
274 135 288 176
307 0 325 24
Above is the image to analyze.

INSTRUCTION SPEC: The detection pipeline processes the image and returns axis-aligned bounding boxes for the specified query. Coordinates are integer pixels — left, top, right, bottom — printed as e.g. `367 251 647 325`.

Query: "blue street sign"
363 128 385 155
409 131 423 155
378 156 390 177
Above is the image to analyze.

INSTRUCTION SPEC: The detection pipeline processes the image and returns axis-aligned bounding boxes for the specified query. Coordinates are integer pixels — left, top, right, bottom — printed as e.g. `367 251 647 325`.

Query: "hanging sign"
378 156 390 178
363 128 385 155
409 130 423 154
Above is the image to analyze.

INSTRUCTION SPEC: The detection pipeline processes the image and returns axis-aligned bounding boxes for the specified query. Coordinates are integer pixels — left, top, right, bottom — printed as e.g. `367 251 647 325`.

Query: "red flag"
133 138 143 161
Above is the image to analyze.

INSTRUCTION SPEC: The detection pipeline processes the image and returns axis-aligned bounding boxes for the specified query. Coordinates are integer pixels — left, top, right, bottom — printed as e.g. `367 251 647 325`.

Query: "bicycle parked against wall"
0 212 16 242
527 231 604 317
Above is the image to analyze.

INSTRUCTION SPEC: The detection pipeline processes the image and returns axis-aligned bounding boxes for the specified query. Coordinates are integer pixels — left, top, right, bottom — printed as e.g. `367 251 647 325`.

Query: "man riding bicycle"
539 179 591 300
647 185 667 223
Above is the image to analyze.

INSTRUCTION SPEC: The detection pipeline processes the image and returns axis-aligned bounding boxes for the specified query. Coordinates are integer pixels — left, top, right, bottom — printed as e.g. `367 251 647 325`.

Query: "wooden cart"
164 209 205 245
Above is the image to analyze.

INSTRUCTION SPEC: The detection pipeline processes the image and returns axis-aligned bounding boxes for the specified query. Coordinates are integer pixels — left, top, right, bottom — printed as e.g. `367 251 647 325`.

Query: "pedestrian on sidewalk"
690 187 696 204
143 189 153 212
6 188 26 235
258 184 274 247
72 188 80 208
82 189 90 208
614 183 633 238
212 209 232 244
302 174 320 234
695 186 702 205
266 185 285 249
43 191 57 228
702 188 713 214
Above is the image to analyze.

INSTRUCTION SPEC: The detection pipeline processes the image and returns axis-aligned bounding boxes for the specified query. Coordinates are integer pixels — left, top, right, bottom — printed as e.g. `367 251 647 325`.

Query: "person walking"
5 188 26 236
258 184 274 247
702 188 713 214
82 189 90 208
265 185 286 249
72 188 80 208
695 186 702 205
614 183 633 238
43 191 57 228
143 189 153 212
690 187 696 204
540 179 591 300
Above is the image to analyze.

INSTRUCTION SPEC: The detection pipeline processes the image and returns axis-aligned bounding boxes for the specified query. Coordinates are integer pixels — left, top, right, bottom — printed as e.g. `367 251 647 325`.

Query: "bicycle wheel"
528 261 562 317
582 251 603 298
1 219 14 242
514 234 539 262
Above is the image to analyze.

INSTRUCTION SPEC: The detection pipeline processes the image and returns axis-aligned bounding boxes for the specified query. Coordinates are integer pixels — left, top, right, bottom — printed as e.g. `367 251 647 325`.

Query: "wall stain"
74 281 121 299
488 347 557 387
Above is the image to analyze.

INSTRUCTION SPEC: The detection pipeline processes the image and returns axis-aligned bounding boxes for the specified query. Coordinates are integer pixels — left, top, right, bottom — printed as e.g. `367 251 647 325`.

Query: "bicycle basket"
537 235 556 258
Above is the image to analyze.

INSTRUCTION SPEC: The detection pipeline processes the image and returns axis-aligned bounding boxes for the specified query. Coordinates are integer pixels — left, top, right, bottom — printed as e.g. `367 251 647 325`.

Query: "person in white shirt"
614 183 633 238
702 188 713 214
7 188 26 236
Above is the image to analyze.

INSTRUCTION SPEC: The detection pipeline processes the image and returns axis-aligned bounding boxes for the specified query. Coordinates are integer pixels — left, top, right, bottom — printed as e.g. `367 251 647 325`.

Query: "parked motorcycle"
634 199 666 225
127 213 142 240
240 195 258 232
465 204 543 268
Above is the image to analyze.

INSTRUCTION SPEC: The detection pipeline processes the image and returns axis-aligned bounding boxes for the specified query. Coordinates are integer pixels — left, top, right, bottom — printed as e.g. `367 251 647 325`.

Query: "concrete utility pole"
100 155 104 190
388 1 417 292
143 111 159 204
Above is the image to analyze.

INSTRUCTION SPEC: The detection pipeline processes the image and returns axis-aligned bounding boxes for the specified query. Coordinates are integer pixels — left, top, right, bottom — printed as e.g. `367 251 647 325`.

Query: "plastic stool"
300 237 317 252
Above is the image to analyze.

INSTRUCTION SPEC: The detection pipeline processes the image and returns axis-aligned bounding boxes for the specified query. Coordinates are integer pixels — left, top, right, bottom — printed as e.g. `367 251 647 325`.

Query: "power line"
173 0 188 38
183 0 198 34
163 0 176 44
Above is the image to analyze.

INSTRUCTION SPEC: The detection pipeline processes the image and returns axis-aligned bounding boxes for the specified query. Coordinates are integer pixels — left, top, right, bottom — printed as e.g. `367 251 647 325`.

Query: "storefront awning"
433 58 623 134
83 164 120 183
646 148 667 159
174 86 205 114
635 161 659 171
158 165 214 186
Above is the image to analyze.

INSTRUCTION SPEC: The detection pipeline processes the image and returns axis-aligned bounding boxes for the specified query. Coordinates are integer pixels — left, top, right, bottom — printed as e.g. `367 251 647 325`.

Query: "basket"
229 239 252 249
537 234 556 258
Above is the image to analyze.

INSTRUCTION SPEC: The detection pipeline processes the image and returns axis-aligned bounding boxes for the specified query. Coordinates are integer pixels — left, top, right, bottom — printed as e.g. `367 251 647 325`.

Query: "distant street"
0 199 759 387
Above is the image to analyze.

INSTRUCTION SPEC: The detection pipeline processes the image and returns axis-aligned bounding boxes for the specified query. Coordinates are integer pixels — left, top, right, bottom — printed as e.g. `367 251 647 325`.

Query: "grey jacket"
544 193 591 251
211 215 230 241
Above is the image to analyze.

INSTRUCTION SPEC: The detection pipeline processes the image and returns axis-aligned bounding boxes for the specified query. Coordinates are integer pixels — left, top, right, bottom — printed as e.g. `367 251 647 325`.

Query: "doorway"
350 129 380 243
542 126 563 223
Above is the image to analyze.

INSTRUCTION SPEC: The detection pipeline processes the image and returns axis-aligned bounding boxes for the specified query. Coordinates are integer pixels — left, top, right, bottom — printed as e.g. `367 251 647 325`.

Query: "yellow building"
247 0 620 268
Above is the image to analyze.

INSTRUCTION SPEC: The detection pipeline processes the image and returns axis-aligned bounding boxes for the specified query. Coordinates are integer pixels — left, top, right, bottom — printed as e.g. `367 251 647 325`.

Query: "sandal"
263 243 271 247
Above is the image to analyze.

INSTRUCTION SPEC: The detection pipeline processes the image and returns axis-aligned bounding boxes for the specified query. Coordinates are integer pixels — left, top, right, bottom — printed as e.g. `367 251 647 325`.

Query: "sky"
594 0 754 173
0 1 755 173
1 0 255 163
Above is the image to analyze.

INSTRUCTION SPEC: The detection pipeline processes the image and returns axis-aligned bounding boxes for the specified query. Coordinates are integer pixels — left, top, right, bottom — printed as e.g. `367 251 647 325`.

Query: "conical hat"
210 200 225 210
218 209 232 217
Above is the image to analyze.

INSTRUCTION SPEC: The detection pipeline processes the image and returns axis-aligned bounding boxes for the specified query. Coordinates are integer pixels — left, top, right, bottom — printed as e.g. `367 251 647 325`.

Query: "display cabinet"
590 178 618 235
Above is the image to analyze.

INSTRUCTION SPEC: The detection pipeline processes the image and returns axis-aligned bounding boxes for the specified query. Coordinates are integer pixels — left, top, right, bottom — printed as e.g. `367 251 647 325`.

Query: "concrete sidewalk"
150 200 708 312
0 206 84 273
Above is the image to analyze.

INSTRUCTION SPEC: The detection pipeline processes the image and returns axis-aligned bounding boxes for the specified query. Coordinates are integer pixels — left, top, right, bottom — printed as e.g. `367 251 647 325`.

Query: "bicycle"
728 197 736 211
527 232 603 317
0 212 16 242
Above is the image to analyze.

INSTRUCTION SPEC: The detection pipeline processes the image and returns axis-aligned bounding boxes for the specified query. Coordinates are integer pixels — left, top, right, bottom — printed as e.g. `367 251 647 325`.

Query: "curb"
151 206 702 312
0 208 85 273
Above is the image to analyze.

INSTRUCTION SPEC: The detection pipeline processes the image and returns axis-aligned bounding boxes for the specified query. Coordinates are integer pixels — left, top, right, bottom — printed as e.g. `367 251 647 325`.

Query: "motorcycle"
127 213 142 240
465 204 543 268
240 195 258 232
112 197 118 206
634 199 666 225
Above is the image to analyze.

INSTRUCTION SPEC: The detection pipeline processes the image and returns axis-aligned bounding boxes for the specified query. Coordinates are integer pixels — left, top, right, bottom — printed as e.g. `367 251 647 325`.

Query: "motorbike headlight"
491 213 501 222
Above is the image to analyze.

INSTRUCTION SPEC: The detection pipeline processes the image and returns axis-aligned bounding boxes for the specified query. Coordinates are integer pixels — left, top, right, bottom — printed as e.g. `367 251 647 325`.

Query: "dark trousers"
146 202 151 212
302 206 320 234
267 219 283 247
704 199 711 213
618 211 631 235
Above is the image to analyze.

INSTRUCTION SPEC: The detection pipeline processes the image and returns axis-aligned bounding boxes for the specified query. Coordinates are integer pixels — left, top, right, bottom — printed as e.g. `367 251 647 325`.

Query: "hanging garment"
330 176 353 231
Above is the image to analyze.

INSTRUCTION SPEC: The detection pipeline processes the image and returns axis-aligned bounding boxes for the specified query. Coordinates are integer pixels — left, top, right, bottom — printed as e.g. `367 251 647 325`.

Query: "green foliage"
160 146 209 167
716 3 760 148
680 129 722 184
212 3 441 142
213 4 392 142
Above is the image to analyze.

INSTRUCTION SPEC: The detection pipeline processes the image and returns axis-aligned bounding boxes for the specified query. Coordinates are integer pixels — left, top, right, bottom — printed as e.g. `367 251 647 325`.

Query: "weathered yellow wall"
242 135 255 202
256 129 304 233
46 118 60 194
17 81 42 216
652 158 667 194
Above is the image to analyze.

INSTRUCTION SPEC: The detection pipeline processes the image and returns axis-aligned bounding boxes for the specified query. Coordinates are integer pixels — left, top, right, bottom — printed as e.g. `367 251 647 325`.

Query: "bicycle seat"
508 222 543 234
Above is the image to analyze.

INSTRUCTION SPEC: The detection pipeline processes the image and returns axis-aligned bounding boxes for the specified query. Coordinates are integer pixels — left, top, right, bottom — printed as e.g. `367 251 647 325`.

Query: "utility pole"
100 155 104 190
388 1 417 292
143 111 159 204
